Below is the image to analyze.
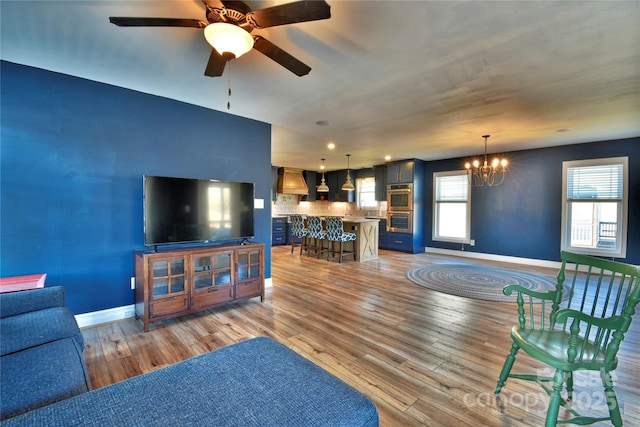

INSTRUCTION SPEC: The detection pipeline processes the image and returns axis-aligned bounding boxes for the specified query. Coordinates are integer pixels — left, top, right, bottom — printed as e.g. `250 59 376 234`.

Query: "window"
356 177 377 208
433 171 470 243
561 157 628 257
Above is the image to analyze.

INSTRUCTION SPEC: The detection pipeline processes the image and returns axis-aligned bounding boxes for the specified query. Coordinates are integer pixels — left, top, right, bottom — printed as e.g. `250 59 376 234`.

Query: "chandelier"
465 135 508 187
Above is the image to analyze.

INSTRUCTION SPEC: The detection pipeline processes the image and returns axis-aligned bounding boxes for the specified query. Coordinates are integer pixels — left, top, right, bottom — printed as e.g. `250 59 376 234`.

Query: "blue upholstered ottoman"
1 337 379 426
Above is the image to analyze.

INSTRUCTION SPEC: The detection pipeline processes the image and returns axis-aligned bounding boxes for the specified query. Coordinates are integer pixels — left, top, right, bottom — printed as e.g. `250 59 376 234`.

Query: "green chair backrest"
513 251 640 366
558 251 639 320
553 251 640 363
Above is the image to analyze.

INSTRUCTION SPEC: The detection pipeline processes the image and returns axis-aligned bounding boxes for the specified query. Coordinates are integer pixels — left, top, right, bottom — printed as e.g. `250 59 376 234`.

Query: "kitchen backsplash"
272 194 387 218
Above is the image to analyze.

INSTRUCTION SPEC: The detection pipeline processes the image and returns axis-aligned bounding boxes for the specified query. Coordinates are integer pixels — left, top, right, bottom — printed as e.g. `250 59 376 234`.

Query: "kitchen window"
433 171 470 243
561 157 628 257
357 177 377 208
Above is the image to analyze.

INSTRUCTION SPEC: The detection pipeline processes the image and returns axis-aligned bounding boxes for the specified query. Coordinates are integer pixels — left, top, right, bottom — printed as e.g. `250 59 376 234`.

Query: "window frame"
561 156 628 258
356 176 377 209
433 170 471 244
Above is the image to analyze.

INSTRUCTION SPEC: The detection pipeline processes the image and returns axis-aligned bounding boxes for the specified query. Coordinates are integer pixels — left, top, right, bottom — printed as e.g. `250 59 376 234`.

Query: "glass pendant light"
204 23 254 59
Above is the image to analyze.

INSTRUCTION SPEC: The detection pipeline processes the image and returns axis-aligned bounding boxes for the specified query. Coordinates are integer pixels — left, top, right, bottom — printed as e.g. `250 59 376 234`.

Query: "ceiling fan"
109 0 331 77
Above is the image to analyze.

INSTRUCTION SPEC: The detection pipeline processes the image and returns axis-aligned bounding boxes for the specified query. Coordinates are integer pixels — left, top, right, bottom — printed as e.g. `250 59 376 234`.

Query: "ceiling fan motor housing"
207 1 252 29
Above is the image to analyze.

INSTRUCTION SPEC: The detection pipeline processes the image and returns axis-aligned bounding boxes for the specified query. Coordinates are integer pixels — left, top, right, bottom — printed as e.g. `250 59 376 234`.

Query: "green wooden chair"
495 251 640 426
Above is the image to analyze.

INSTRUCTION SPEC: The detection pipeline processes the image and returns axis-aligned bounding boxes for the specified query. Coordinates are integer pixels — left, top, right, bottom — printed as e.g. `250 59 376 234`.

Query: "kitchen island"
341 217 380 262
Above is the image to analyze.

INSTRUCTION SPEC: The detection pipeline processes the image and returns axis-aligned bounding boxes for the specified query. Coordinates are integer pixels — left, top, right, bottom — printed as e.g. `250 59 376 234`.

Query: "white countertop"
342 217 380 223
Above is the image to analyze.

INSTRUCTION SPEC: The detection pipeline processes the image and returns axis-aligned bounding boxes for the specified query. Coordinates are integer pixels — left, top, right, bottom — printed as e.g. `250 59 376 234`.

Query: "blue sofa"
0 286 91 420
1 287 379 426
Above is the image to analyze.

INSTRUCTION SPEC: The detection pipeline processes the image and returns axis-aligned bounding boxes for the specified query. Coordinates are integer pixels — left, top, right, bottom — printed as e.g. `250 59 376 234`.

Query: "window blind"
436 173 468 201
567 164 623 200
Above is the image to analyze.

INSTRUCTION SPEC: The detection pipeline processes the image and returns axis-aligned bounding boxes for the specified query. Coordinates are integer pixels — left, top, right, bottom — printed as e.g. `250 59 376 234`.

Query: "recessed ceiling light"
316 120 331 126
385 155 391 161
327 142 335 149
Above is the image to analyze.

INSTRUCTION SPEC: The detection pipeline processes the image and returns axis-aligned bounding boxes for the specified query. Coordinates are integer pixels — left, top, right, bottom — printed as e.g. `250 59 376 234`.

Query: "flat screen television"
144 175 255 247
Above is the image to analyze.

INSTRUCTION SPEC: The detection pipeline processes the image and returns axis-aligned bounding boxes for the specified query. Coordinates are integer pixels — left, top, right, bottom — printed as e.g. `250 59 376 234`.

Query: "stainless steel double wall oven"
386 183 413 233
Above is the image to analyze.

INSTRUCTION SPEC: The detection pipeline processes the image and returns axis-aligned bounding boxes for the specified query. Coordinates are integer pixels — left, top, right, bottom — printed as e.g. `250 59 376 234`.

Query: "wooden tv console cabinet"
134 243 264 331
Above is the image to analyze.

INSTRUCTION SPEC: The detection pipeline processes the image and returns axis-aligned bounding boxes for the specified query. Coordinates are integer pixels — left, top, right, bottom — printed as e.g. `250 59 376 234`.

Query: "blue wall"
423 138 640 264
2 61 638 315
1 61 272 314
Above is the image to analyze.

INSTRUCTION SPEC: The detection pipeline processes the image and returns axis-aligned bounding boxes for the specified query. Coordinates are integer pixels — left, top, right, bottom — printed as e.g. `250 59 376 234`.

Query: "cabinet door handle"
208 287 218 293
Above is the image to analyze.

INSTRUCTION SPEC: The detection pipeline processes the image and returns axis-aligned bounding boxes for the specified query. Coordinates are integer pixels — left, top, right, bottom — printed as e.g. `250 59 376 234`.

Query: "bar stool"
289 215 307 255
325 216 356 263
305 216 327 258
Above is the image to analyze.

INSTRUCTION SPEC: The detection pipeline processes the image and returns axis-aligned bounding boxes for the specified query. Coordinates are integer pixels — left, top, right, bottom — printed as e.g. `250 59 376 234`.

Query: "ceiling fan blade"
201 0 225 9
109 17 206 28
253 36 311 76
247 0 330 29
204 48 228 77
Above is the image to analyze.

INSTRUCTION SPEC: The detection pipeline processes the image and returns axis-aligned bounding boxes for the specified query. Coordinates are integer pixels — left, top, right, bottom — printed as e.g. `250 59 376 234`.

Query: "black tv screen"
144 175 255 246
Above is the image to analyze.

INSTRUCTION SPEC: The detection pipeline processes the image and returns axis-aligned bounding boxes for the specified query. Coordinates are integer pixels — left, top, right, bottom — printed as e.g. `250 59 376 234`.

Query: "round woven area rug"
405 263 562 302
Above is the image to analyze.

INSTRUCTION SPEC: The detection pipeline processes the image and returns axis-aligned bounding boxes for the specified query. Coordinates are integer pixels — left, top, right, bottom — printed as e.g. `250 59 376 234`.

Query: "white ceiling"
2 1 639 171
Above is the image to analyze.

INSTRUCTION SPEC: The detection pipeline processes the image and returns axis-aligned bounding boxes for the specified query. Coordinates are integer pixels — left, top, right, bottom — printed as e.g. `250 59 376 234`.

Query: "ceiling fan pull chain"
227 62 232 110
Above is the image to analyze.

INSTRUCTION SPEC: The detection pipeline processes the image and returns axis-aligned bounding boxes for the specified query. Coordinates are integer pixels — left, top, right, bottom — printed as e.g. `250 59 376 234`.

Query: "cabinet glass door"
192 252 232 290
151 257 185 297
237 249 261 282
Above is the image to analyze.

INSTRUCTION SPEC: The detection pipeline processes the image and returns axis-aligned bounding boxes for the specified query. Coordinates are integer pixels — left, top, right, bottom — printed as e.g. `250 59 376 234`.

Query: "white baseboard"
76 305 135 329
424 247 563 270
77 277 275 329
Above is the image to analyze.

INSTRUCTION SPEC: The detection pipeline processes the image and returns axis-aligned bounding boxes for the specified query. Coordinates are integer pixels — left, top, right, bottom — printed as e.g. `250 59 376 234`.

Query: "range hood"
277 167 309 196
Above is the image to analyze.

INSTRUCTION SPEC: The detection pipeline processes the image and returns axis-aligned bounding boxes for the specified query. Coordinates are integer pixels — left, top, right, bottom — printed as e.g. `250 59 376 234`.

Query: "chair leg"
327 240 335 261
602 370 623 427
311 237 321 257
346 240 355 261
302 236 310 255
495 343 520 395
299 236 305 255
566 371 573 402
305 236 312 256
339 241 344 263
545 369 564 427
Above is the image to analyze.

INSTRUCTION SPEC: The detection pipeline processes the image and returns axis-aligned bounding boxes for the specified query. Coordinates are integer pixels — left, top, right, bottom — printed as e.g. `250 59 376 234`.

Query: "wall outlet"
470 239 475 246
130 277 135 290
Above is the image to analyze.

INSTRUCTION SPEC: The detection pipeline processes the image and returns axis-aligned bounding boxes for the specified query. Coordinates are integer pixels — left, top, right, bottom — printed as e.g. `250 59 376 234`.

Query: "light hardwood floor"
82 246 640 426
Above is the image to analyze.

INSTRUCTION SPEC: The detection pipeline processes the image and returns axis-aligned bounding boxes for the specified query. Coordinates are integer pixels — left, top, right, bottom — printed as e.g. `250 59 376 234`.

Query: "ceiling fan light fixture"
204 23 254 59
